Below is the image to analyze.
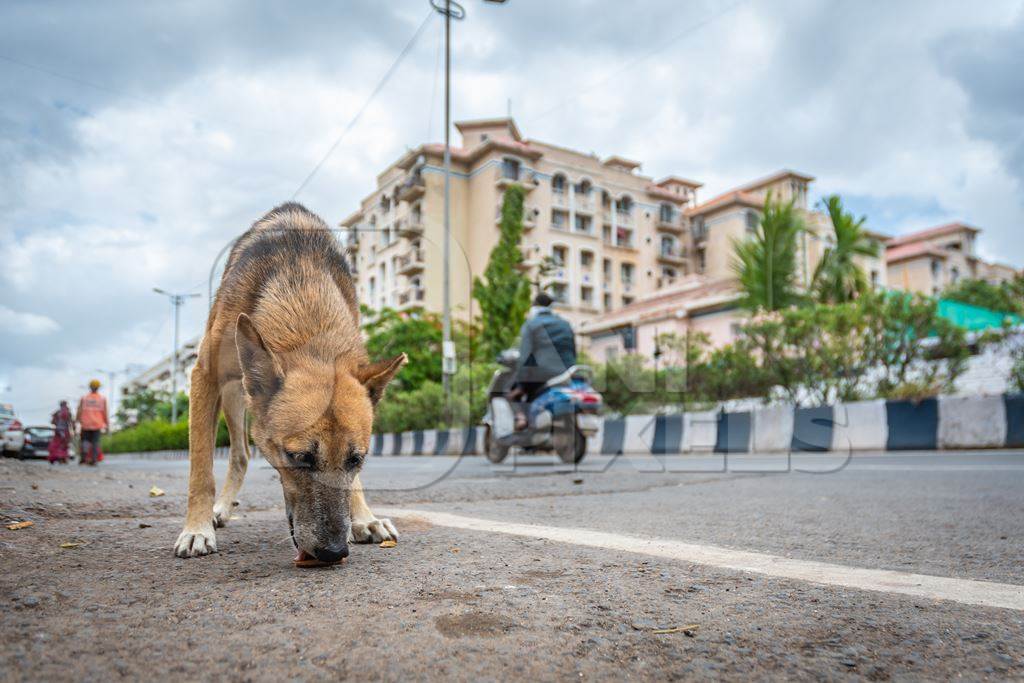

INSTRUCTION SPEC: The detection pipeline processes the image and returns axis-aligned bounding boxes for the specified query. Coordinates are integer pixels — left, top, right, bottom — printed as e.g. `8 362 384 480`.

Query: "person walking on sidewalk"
76 380 108 466
47 400 73 464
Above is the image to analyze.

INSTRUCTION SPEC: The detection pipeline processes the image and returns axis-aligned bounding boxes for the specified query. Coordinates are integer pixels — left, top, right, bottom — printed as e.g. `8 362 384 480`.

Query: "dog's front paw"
212 501 233 528
350 517 398 544
174 525 218 557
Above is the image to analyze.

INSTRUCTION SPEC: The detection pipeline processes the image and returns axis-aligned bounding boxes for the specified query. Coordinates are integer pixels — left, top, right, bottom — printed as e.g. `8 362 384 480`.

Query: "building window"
602 258 612 280
552 174 567 194
617 195 633 217
622 295 635 306
870 269 879 288
620 263 634 286
575 214 592 234
501 158 520 180
580 250 594 269
575 179 592 196
580 285 593 306
381 196 391 213
551 209 568 230
746 211 759 234
550 282 568 304
931 259 941 278
552 245 568 267
950 266 960 284
692 217 707 241
616 227 633 248
603 293 612 311
660 236 676 257
697 246 706 274
659 203 675 223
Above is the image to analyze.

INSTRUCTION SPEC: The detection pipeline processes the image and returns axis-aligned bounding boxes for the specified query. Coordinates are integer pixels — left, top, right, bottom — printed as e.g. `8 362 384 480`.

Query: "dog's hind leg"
213 380 249 528
174 362 222 557
349 474 398 544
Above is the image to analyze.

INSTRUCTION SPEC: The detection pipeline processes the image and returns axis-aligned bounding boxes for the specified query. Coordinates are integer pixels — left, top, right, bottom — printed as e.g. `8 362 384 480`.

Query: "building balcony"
656 215 685 234
604 237 636 251
603 210 634 227
574 195 595 214
398 174 425 202
658 248 687 265
496 205 538 229
496 170 539 192
397 248 425 275
657 276 678 289
516 250 539 271
399 218 424 237
397 286 426 310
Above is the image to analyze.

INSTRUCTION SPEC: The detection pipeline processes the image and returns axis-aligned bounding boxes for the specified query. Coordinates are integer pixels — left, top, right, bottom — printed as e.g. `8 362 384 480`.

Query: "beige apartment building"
885 222 1018 296
581 171 890 359
341 117 1016 365
341 117 703 329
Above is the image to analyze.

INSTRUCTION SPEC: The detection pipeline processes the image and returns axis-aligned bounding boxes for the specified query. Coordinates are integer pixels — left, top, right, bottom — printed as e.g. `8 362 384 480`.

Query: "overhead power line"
291 10 436 200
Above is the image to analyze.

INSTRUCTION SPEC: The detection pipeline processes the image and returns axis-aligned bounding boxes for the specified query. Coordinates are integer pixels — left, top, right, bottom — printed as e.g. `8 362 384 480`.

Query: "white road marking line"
379 507 1024 612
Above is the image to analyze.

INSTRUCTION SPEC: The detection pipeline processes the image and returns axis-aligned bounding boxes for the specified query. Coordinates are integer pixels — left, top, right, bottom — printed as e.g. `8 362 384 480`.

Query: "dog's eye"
285 446 317 469
344 451 365 471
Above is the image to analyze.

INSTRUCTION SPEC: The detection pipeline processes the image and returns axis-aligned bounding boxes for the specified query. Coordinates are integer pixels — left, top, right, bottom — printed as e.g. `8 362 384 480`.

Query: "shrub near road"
102 418 229 454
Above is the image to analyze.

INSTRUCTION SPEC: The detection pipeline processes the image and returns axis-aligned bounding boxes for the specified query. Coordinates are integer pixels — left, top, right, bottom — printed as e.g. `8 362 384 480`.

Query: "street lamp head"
153 287 169 296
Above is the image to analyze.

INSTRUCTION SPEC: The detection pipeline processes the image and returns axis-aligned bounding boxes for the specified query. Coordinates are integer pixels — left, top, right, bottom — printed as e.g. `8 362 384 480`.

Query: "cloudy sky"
2 0 1022 423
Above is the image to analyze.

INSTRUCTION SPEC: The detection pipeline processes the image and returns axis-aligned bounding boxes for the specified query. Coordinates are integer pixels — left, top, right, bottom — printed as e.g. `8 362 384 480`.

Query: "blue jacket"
515 307 577 389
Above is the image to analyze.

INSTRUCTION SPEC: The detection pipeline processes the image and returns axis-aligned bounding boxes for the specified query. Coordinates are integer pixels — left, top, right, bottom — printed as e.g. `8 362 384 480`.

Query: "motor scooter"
482 349 603 464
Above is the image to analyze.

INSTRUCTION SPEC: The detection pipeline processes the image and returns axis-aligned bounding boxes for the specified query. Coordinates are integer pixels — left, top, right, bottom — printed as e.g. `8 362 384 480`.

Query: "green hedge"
102 417 229 453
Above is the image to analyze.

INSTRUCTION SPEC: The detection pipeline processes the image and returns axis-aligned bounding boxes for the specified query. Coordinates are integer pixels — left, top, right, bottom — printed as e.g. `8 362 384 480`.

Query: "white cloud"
0 305 60 335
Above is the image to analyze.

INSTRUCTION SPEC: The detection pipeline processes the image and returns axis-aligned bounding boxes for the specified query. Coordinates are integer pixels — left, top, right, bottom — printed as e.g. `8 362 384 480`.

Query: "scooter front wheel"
484 426 510 464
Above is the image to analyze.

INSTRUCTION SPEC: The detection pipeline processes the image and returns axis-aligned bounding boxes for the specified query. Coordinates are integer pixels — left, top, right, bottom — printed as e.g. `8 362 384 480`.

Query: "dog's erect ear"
355 353 407 405
235 314 282 401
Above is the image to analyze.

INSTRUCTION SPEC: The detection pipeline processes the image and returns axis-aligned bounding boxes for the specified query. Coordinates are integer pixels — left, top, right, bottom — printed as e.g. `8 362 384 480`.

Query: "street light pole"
431 0 507 419
153 288 200 423
442 0 454 411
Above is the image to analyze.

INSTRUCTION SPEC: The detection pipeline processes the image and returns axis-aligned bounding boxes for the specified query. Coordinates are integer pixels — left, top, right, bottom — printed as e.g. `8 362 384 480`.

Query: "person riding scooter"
509 292 577 430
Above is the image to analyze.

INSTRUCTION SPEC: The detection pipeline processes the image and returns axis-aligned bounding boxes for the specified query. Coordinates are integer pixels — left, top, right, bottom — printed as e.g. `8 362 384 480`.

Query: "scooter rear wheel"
484 426 510 464
553 419 587 464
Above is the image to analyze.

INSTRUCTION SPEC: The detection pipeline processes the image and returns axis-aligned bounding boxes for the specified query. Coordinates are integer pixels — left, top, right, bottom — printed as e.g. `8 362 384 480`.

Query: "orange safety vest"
78 393 108 431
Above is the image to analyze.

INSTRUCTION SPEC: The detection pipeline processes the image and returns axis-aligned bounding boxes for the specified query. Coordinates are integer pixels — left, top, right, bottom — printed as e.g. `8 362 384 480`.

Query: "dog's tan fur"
174 203 404 559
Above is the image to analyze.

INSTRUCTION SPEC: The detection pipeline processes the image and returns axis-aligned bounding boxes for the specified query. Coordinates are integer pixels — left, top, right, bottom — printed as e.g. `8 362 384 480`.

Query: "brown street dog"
174 203 405 563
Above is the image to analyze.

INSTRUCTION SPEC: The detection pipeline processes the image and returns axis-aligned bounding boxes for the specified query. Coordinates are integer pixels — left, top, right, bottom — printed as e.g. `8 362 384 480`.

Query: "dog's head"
234 313 405 563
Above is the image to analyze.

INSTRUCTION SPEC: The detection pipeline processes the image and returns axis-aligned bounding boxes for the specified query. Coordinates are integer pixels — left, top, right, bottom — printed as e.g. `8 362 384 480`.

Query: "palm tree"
812 195 880 304
732 192 806 311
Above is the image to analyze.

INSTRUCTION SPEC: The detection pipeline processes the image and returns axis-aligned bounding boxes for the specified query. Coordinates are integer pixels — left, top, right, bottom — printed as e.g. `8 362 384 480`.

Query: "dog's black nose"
313 541 349 563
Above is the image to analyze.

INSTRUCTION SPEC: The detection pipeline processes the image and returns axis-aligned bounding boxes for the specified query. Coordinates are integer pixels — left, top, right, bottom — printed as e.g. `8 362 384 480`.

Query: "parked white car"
1 404 25 455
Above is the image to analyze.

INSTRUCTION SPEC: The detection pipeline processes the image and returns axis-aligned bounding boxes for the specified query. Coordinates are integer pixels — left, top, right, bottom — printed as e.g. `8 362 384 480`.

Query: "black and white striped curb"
371 393 1024 456
105 393 1024 460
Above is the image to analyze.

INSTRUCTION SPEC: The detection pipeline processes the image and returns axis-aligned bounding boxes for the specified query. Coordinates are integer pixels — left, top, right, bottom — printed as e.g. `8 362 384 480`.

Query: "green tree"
812 195 880 304
863 291 971 399
362 306 443 391
116 387 188 425
732 192 806 311
473 184 532 360
942 276 1024 316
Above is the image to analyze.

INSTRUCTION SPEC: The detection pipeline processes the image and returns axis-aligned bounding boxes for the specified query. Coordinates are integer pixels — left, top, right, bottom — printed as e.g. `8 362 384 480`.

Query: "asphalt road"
2 450 1023 681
